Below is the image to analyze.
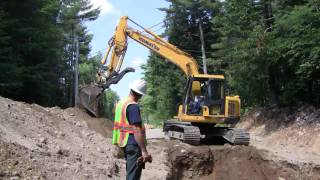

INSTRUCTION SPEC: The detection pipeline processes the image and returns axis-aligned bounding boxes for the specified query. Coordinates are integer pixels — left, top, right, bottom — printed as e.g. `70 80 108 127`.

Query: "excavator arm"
80 16 221 117
100 16 199 79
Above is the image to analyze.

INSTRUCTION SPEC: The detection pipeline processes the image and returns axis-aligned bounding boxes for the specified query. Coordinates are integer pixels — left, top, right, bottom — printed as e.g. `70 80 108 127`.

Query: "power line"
153 26 166 33
88 48 105 58
181 49 216 54
88 20 166 57
88 15 211 58
148 21 164 30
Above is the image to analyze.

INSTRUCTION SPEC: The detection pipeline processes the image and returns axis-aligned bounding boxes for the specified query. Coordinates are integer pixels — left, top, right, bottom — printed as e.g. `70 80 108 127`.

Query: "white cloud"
131 57 145 68
89 0 115 15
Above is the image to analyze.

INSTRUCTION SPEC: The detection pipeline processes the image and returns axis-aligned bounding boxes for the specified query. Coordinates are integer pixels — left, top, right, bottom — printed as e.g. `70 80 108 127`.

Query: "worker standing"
112 79 152 180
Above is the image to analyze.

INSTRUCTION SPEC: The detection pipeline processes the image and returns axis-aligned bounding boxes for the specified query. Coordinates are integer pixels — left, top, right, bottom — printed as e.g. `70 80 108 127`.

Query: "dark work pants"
124 144 142 180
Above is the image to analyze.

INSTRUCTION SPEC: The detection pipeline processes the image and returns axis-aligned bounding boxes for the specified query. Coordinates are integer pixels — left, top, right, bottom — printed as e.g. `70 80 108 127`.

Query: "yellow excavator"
80 16 249 145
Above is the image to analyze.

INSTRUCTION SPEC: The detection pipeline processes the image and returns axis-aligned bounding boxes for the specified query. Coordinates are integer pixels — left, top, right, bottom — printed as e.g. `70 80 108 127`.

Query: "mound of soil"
238 106 320 164
162 105 320 180
0 96 171 180
163 142 320 180
210 146 320 180
0 96 123 179
166 142 213 179
0 139 41 179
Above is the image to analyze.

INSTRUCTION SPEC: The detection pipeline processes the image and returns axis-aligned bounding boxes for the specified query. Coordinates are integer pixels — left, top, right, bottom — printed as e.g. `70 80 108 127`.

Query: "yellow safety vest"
112 98 146 147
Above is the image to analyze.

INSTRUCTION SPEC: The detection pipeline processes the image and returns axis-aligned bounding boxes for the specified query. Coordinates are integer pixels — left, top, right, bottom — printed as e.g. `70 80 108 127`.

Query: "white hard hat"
130 79 147 96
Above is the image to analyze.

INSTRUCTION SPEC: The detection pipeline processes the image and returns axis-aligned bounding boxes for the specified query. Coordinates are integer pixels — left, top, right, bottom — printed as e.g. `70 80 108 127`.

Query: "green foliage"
79 54 101 85
142 0 320 123
211 0 270 106
100 89 119 119
0 0 100 107
0 0 64 106
211 0 320 106
142 0 217 123
263 3 320 105
142 53 186 122
59 0 100 107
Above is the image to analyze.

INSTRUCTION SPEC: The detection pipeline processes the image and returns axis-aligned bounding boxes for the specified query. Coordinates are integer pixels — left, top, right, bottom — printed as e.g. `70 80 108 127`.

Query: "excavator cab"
187 79 225 115
175 75 241 126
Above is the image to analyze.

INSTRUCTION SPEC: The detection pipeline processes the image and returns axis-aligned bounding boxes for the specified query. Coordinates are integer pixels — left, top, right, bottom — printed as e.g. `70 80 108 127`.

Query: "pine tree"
0 0 100 107
0 0 64 106
142 0 218 120
58 0 100 106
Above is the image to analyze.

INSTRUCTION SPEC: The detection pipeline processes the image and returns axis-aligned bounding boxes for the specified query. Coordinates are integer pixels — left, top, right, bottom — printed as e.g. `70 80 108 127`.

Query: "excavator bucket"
79 85 103 117
79 67 135 117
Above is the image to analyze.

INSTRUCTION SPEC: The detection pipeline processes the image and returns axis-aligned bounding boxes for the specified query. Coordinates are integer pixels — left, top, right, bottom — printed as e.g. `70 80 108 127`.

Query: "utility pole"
199 21 207 74
199 20 212 97
69 24 75 107
74 36 79 107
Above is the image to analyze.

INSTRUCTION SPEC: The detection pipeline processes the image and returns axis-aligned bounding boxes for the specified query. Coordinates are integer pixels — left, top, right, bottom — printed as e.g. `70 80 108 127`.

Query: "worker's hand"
142 151 152 163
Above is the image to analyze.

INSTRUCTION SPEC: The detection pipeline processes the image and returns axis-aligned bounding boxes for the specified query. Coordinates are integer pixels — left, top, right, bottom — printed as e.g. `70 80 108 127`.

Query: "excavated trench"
163 142 320 180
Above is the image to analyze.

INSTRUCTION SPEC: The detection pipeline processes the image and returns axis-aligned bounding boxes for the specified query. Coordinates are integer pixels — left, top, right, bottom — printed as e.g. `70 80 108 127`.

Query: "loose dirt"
0 97 123 179
1 96 320 180
238 106 320 164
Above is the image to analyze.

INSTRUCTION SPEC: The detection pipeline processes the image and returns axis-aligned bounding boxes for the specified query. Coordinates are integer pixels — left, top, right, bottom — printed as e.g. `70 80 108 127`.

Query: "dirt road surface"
0 96 320 180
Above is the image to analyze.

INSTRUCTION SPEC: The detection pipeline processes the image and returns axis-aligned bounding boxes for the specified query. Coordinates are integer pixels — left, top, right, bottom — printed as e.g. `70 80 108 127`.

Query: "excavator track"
181 125 201 145
163 120 250 146
164 121 201 145
222 128 250 145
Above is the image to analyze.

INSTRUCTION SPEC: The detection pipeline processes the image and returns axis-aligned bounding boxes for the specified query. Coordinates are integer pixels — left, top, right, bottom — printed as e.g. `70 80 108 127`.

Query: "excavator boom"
80 16 200 116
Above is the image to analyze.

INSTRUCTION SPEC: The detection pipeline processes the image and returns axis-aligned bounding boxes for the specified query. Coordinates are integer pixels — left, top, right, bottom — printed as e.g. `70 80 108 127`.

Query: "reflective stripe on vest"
113 122 146 133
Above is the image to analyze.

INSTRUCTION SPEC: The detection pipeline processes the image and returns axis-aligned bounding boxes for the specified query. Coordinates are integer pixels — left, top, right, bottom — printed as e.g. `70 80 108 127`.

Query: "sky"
86 0 170 98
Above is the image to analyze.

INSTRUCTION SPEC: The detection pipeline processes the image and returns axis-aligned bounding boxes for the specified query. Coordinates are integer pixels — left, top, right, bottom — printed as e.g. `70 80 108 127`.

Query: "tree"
210 0 319 107
142 0 217 121
0 0 100 107
263 2 320 105
100 89 119 119
79 53 101 85
211 0 269 106
0 0 64 106
0 8 20 98
59 0 100 107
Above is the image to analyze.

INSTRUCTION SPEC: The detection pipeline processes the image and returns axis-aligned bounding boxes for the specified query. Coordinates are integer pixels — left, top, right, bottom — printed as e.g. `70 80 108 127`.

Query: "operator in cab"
112 79 152 180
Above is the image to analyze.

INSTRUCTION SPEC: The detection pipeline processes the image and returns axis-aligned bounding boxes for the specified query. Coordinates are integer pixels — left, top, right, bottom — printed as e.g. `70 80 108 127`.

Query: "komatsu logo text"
139 37 160 51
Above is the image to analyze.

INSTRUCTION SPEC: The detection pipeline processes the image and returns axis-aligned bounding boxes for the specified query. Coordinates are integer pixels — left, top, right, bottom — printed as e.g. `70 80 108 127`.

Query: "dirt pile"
163 106 320 180
210 146 320 180
238 106 320 164
163 142 320 180
0 96 123 179
166 142 213 179
0 96 171 180
0 139 41 179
